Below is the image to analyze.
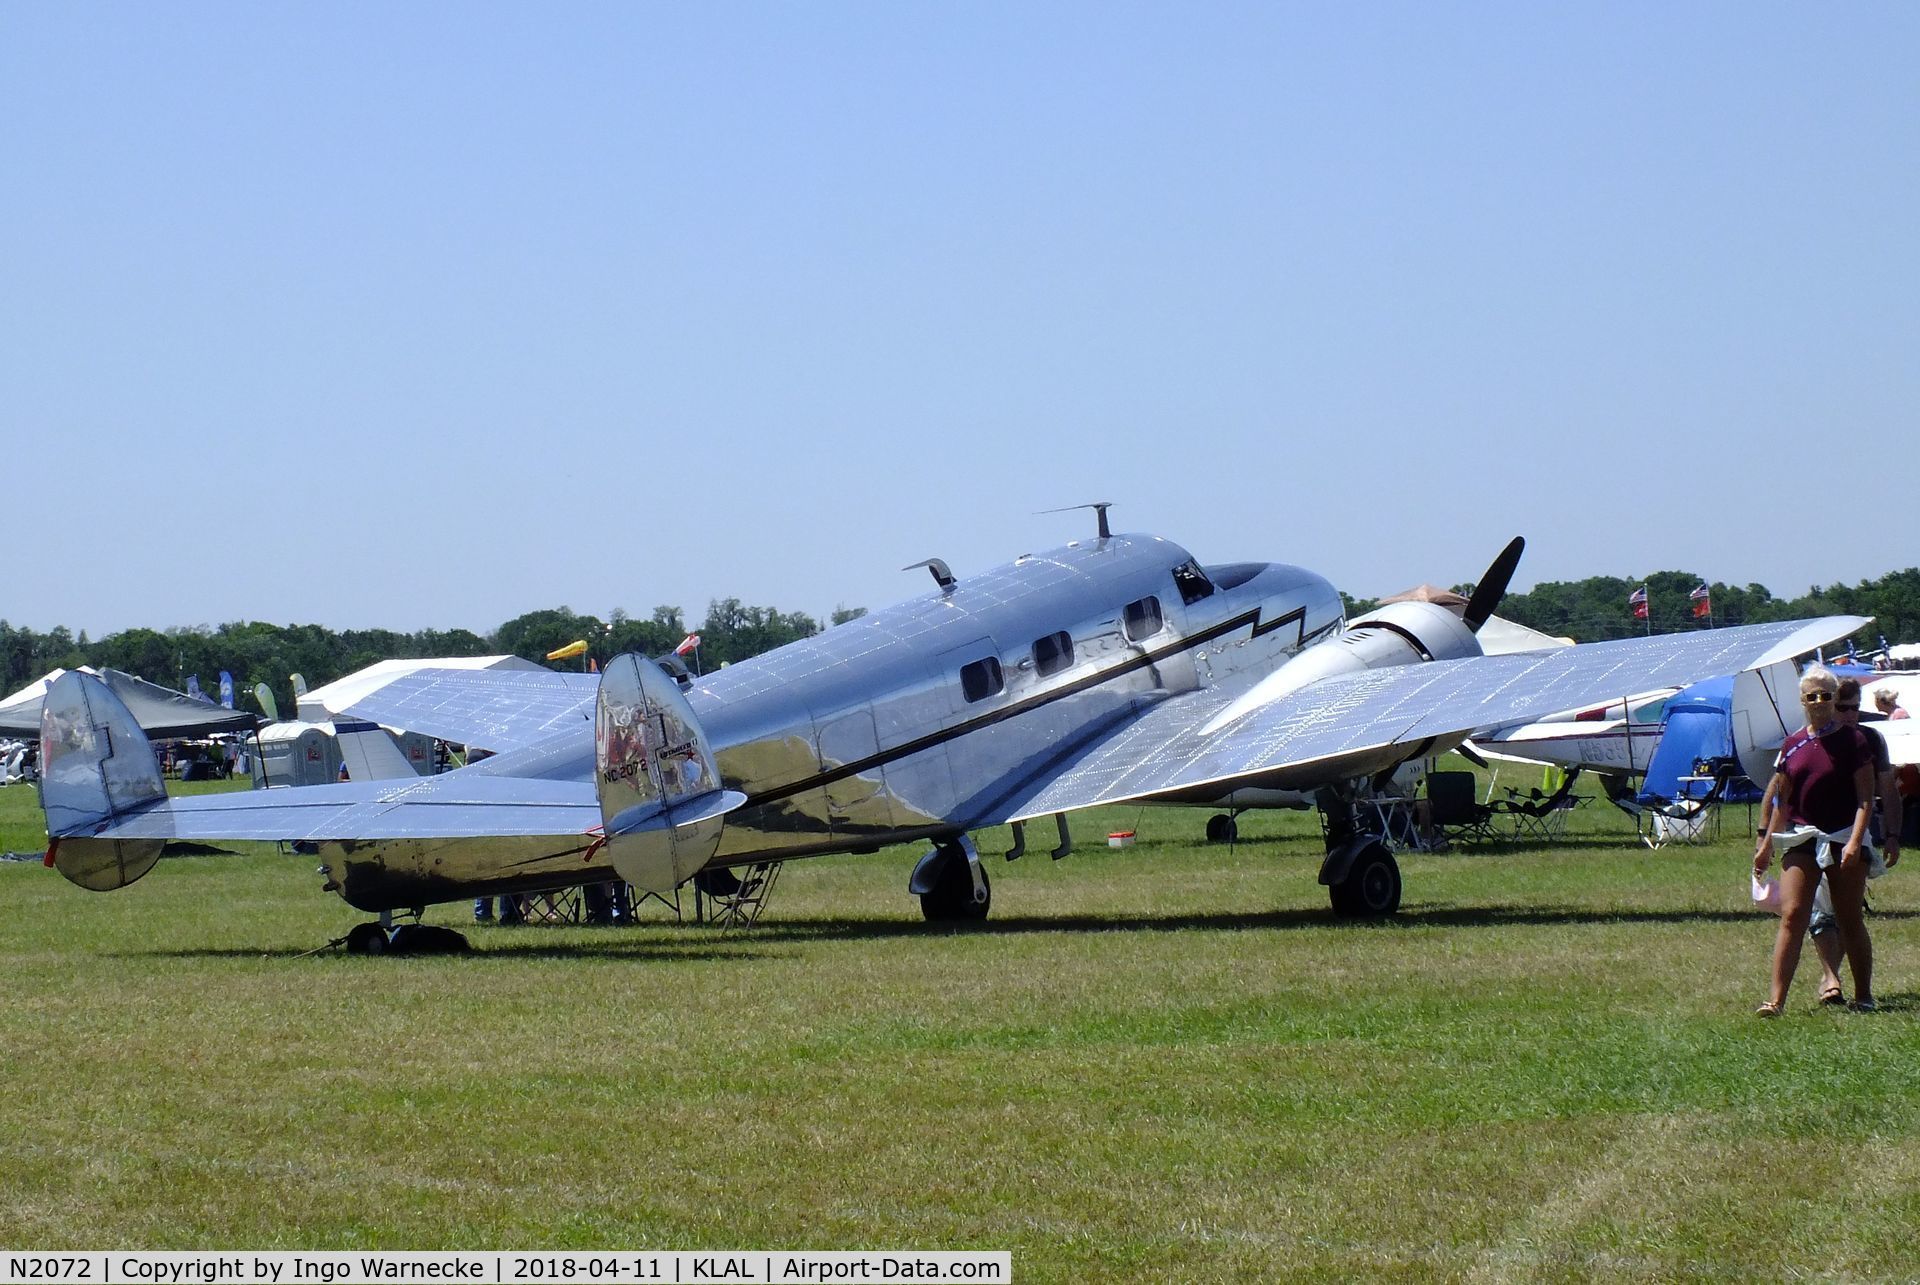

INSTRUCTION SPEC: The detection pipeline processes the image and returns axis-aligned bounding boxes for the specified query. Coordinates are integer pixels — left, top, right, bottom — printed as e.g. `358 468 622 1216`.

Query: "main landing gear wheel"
1206 813 1238 844
343 921 472 955
920 853 991 923
1329 841 1401 918
344 922 389 955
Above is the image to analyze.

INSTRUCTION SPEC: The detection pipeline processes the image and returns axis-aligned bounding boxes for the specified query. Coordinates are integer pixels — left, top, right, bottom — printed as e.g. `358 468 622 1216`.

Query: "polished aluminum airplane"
39 513 1865 947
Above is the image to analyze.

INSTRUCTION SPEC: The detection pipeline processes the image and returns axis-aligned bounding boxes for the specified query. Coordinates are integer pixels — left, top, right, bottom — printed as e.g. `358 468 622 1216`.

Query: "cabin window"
1123 596 1163 642
961 656 1004 702
1033 631 1074 677
1172 560 1214 605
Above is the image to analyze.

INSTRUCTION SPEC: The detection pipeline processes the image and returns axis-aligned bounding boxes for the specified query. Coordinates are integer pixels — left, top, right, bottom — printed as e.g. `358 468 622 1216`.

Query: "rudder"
39 670 167 890
594 653 745 893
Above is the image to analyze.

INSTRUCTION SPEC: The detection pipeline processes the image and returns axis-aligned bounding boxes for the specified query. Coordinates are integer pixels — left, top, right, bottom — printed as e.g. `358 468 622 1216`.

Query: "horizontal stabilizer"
47 774 603 843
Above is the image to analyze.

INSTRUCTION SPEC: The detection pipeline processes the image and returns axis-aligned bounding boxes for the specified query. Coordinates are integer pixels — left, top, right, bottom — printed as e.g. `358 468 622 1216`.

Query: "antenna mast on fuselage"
1040 501 1113 541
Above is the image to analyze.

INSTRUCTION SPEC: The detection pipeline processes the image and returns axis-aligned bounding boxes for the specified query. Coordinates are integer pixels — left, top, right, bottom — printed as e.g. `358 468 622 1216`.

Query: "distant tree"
88 627 175 681
698 598 820 667
492 607 607 667
605 606 687 660
830 605 867 626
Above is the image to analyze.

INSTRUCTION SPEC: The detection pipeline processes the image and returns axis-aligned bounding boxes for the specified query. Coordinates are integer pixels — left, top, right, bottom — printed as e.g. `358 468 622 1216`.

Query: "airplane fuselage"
327 534 1342 909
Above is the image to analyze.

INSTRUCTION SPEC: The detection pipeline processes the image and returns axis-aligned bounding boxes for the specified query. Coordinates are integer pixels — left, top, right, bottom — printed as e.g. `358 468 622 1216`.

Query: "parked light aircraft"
38 521 1865 949
1471 688 1677 779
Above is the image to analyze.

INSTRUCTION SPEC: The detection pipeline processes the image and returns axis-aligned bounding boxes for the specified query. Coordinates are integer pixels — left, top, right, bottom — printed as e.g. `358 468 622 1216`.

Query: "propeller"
1462 536 1525 634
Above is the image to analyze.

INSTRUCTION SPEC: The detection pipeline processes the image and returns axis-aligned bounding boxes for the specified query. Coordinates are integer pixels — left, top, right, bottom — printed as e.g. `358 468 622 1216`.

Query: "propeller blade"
1463 536 1525 633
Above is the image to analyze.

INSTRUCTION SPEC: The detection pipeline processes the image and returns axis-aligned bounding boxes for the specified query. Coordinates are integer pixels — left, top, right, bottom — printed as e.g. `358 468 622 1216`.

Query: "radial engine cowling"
1205 600 1485 732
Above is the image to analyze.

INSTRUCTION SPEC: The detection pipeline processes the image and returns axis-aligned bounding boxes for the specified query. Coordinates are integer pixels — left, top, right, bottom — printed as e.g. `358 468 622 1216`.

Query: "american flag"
1689 585 1711 619
1628 587 1648 620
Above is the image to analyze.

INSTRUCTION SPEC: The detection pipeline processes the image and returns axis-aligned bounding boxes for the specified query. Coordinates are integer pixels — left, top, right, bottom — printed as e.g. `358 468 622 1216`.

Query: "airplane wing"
55 773 602 843
995 616 1866 822
323 668 598 753
1882 721 1920 769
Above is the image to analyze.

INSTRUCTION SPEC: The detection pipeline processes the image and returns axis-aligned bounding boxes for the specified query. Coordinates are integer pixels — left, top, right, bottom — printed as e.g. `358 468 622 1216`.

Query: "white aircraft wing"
997 616 1866 822
326 667 598 753
1882 721 1920 768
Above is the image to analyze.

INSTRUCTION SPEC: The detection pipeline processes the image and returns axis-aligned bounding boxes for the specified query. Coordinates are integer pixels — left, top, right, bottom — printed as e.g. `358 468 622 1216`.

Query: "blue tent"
1637 675 1765 805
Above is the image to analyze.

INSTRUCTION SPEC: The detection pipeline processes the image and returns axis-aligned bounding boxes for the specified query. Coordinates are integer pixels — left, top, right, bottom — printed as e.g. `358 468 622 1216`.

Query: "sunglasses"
1837 703 1860 712
1802 692 1834 704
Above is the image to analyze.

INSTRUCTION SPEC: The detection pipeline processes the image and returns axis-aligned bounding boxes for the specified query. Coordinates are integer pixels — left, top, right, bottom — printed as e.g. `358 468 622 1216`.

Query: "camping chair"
1637 766 1733 849
1498 768 1585 843
693 861 784 928
1426 770 1502 846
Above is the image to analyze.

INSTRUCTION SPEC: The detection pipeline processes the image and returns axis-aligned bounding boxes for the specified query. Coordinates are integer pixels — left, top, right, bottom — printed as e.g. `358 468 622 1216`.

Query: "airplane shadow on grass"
739 903 1920 944
113 903 1920 961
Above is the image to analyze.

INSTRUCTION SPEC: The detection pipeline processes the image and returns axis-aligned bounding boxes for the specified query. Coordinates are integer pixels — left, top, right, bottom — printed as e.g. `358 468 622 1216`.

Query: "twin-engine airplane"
39 518 1863 948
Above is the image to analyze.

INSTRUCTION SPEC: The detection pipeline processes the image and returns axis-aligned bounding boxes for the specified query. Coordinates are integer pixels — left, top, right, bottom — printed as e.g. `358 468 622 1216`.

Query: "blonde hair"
1875 688 1899 711
1800 665 1839 694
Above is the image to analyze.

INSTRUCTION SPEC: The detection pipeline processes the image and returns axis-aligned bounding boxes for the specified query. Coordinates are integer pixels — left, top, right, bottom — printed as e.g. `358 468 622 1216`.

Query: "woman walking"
1753 666 1876 1015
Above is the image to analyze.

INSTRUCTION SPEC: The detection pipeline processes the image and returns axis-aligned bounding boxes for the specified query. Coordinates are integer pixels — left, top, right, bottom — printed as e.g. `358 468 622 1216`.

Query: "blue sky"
4 4 1915 636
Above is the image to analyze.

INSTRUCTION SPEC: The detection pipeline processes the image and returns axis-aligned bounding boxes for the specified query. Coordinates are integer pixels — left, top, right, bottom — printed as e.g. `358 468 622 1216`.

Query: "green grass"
3 777 1919 1280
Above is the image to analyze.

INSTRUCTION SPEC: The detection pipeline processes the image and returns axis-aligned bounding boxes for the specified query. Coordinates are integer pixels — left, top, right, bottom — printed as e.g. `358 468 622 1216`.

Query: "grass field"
3 775 1919 1280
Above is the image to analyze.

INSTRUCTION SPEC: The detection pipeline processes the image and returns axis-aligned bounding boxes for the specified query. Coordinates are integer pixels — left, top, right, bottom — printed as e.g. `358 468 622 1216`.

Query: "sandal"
1819 986 1847 1007
1755 1001 1783 1018
1848 998 1878 1013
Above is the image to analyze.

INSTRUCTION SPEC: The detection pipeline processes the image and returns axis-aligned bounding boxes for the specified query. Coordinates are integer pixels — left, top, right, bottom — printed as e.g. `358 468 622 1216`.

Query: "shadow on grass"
111 903 1920 960
641 902 1920 945
112 939 777 964
1861 991 1920 1013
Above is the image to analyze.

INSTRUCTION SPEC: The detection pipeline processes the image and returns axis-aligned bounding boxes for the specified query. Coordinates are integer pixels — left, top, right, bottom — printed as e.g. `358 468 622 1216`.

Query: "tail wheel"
1205 814 1237 844
1330 842 1401 918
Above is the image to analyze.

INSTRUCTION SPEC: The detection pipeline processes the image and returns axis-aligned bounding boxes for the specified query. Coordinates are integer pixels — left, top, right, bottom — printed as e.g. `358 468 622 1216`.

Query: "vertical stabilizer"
594 654 744 893
39 671 167 890
333 720 420 781
1733 661 1800 787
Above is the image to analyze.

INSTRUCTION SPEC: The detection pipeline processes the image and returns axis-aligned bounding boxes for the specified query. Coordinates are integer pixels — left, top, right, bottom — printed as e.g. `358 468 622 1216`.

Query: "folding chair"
1499 768 1585 842
1426 770 1502 846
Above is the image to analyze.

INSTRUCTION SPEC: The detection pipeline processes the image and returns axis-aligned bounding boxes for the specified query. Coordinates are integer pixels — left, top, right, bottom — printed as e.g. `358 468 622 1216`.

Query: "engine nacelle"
1204 601 1484 733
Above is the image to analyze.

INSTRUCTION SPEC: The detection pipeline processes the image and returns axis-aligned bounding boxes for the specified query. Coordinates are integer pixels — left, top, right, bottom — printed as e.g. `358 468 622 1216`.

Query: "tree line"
0 599 868 717
1348 566 1920 649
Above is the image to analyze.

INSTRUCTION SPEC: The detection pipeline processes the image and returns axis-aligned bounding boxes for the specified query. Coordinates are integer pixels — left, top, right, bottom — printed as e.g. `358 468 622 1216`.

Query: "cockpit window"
1123 596 1163 642
1172 560 1214 605
1203 562 1265 592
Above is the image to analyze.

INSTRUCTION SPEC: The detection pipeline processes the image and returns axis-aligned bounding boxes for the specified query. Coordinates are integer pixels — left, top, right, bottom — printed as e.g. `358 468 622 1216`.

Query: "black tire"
1206 814 1237 844
396 924 471 955
344 922 389 955
919 853 991 923
1329 842 1401 918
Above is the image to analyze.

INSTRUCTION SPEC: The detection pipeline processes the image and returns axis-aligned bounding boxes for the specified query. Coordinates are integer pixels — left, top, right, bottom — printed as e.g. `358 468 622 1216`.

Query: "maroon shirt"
1775 724 1873 832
